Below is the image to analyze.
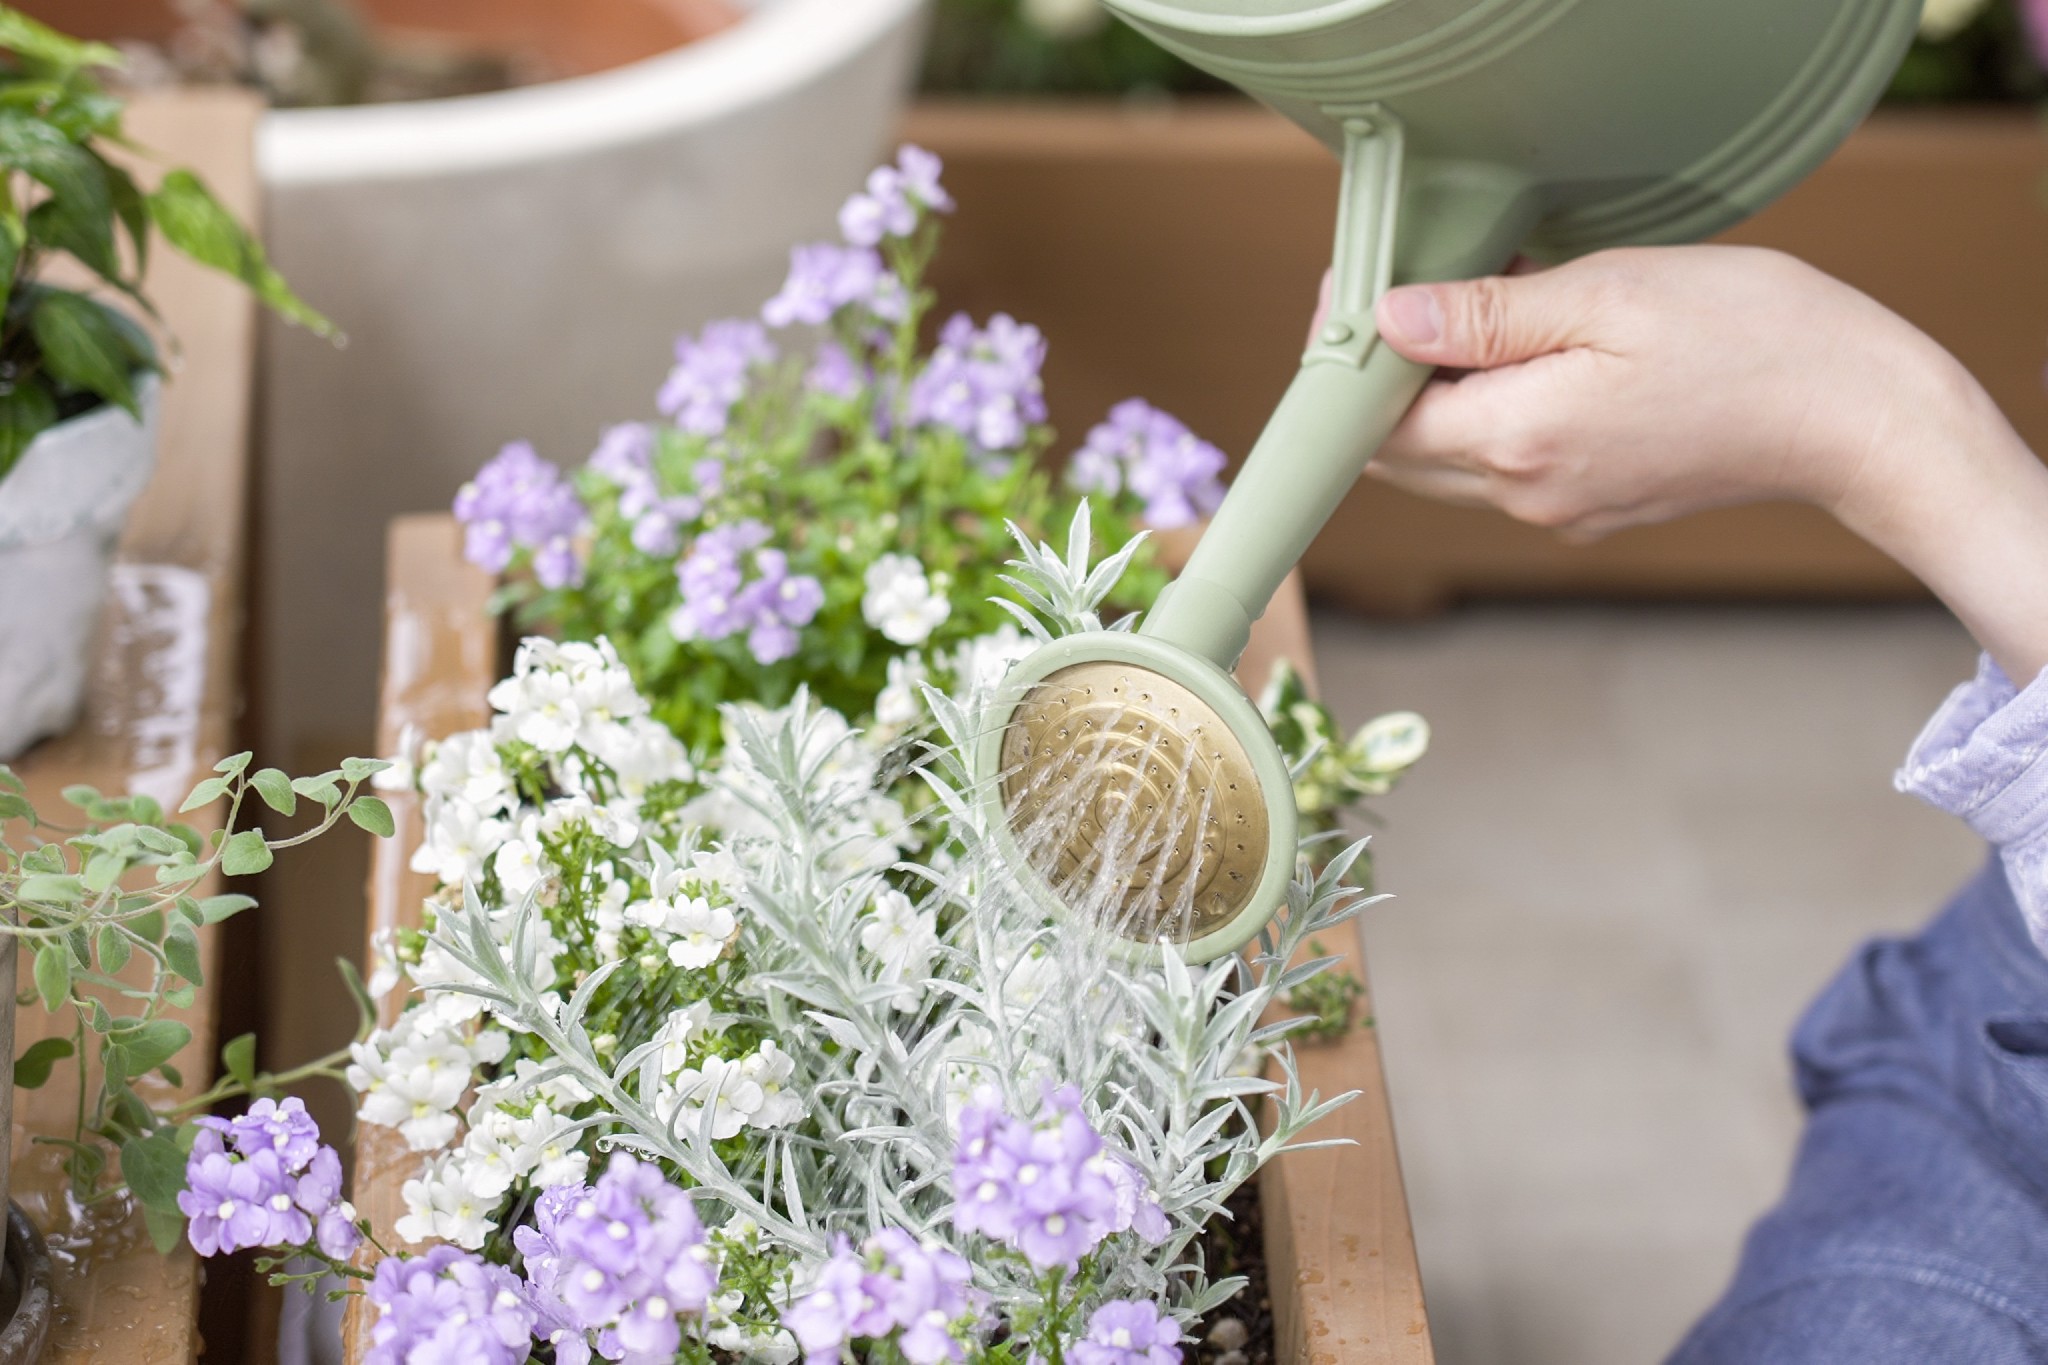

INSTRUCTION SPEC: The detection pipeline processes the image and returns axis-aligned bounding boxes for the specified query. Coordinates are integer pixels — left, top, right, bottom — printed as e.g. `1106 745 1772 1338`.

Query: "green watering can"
978 0 1922 961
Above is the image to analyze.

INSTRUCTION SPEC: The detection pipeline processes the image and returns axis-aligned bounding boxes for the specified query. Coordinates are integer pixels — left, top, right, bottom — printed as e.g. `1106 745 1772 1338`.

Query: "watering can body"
1119 0 1923 669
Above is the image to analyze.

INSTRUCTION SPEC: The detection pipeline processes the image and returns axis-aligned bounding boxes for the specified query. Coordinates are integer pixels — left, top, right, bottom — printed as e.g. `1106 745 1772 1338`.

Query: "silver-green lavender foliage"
415 505 1378 1326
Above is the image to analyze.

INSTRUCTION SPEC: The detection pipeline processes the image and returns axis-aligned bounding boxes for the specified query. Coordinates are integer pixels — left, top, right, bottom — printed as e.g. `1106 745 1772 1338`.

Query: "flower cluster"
454 440 587 588
455 145 1176 750
659 319 777 437
953 1086 1167 1270
669 520 826 665
1073 1299 1185 1365
782 1230 976 1365
364 1245 536 1365
518 1154 721 1363
1068 399 1228 530
179 1098 360 1262
906 312 1049 458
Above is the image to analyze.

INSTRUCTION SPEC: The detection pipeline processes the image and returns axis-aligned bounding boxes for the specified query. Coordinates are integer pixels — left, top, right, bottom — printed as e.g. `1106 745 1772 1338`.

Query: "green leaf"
81 849 125 894
30 289 137 416
213 751 253 777
339 757 391 782
163 982 195 1010
15 872 79 903
249 767 296 817
0 375 56 483
0 791 32 823
0 111 113 270
147 170 336 338
0 10 124 74
13 1037 72 1089
157 1062 182 1088
347 795 394 838
141 1201 184 1254
96 924 131 975
31 945 69 1012
177 775 229 813
130 907 164 944
219 829 272 877
120 1131 188 1210
163 921 203 986
195 893 256 925
289 772 343 809
100 156 150 281
222 1032 257 1089
112 1019 190 1075
173 895 203 926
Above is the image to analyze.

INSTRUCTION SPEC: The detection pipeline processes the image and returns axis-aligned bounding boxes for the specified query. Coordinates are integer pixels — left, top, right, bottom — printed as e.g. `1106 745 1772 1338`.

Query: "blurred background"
25 0 2048 1359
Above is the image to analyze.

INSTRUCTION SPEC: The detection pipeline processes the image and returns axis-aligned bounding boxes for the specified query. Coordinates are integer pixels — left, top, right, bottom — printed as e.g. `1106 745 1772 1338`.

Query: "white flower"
409 799 509 887
860 888 937 1011
949 625 1035 697
591 715 694 801
349 1008 508 1151
861 554 951 646
373 721 421 793
492 836 546 899
665 898 738 970
663 1054 765 1140
738 1042 804 1129
488 654 581 753
416 729 511 814
874 652 927 732
526 1105 590 1188
654 1000 717 1074
396 1152 500 1249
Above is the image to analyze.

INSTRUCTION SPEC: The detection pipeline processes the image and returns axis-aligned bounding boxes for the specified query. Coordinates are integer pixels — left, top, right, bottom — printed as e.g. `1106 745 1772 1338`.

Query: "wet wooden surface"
8 89 263 1364
348 514 1426 1363
339 514 495 1361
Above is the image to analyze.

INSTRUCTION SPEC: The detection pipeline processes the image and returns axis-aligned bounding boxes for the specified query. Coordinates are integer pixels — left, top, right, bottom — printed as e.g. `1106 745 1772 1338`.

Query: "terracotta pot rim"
256 0 927 187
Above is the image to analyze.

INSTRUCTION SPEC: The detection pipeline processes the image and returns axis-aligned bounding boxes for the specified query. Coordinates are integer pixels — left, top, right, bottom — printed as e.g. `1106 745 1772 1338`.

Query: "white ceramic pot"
250 0 931 770
0 377 161 762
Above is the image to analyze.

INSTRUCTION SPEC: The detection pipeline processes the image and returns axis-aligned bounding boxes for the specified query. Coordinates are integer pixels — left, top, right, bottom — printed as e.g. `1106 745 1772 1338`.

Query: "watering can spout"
1142 114 1542 670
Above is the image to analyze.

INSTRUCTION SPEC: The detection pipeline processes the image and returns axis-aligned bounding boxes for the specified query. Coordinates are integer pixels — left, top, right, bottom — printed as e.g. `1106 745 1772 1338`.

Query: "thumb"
1376 272 1587 371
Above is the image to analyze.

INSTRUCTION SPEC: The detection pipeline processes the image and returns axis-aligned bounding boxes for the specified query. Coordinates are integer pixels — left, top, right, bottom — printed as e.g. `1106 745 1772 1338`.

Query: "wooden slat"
339 515 495 1361
7 89 262 1365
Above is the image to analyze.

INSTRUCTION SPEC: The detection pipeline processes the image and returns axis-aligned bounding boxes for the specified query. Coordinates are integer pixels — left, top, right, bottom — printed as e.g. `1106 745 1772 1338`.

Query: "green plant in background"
0 6 332 479
1893 0 2048 102
1283 938 1367 1043
0 755 386 1250
922 0 1227 96
1258 659 1430 838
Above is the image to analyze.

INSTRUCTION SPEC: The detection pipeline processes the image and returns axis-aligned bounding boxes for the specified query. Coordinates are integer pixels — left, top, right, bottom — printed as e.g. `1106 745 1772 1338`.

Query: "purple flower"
520 1153 718 1364
2025 0 2048 70
1069 400 1226 530
587 422 654 484
454 441 587 576
533 536 584 590
222 1096 323 1168
181 1102 356 1261
806 341 865 400
838 146 953 247
763 244 901 328
659 320 775 436
316 1204 362 1261
179 1144 311 1257
365 1244 536 1365
781 1230 973 1365
906 314 1047 457
670 524 823 664
1069 1299 1182 1365
950 1085 1139 1270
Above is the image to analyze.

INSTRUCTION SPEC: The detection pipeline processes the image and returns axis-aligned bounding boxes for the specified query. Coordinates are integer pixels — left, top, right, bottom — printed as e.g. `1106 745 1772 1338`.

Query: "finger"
1375 372 1527 475
1362 457 1497 508
1377 264 1600 372
1306 268 1334 349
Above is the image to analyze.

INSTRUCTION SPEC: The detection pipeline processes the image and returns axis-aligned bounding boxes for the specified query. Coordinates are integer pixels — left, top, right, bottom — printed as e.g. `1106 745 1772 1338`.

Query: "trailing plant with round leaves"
0 6 333 482
0 753 386 1251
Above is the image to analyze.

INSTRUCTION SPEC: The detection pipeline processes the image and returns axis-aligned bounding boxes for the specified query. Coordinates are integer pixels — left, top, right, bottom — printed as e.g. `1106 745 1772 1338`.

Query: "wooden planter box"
346 513 1433 1363
903 100 2048 614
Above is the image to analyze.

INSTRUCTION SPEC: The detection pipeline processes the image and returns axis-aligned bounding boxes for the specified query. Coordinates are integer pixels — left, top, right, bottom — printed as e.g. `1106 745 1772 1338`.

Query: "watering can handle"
1142 110 1544 671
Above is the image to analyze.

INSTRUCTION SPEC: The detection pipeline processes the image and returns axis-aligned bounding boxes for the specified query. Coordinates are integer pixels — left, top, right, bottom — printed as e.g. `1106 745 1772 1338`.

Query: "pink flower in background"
2025 0 2048 67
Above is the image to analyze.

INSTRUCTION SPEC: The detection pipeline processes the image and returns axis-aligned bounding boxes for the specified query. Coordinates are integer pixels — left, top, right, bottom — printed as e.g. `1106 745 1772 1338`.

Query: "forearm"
1833 371 2048 684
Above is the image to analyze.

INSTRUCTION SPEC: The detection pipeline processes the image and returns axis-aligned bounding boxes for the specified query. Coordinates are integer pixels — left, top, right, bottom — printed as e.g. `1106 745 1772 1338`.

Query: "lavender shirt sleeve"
1895 654 2048 955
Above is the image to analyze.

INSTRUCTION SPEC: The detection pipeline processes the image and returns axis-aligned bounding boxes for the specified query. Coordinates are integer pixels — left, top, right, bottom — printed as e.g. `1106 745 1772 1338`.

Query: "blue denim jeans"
1670 857 2048 1364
